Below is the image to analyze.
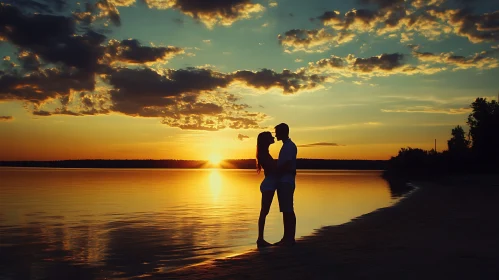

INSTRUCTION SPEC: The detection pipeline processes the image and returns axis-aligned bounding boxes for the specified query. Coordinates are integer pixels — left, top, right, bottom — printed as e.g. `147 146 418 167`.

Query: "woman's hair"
256 131 272 174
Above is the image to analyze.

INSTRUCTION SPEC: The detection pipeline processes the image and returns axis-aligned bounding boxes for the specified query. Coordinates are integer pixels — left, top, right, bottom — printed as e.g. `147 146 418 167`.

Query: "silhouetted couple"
256 123 297 248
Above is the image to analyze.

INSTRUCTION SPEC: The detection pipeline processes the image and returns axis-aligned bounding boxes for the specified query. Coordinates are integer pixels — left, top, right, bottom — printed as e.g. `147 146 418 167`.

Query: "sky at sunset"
0 0 498 161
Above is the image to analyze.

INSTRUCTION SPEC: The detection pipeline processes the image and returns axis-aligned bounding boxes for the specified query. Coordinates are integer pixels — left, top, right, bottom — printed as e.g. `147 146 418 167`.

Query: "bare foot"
256 239 272 248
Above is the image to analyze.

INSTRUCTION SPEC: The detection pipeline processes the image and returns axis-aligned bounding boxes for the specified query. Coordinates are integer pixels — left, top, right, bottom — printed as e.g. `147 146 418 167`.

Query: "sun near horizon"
208 154 223 166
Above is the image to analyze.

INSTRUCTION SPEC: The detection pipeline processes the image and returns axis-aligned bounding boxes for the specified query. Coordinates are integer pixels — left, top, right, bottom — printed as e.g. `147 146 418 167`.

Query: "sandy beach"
155 175 499 280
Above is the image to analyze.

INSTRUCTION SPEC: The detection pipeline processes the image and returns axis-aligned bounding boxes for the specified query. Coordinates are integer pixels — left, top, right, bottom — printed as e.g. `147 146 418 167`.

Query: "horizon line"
0 158 389 162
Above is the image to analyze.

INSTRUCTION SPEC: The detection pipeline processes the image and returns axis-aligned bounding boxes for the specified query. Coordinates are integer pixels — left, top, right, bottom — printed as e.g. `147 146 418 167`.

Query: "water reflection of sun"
209 170 222 200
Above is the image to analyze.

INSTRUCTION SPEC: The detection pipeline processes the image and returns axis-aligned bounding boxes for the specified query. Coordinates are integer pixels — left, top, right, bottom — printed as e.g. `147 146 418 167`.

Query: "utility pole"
434 139 436 152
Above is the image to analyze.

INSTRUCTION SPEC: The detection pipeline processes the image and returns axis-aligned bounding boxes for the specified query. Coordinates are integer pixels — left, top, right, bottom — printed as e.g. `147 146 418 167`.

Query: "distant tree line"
0 159 388 170
386 97 499 176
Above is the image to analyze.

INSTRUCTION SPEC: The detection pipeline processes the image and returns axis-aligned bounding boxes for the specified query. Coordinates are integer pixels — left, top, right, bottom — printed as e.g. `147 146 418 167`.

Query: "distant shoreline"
0 159 388 170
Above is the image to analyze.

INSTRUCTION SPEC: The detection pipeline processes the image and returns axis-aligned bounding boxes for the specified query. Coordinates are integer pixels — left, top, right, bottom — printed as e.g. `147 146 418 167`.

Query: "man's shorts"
277 182 295 212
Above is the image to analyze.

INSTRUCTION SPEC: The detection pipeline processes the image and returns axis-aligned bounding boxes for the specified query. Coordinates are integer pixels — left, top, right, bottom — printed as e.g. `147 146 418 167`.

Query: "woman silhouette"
256 131 277 248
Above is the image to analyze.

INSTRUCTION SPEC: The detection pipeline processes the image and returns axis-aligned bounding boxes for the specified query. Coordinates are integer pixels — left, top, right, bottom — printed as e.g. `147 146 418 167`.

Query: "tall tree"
447 125 470 153
466 97 499 166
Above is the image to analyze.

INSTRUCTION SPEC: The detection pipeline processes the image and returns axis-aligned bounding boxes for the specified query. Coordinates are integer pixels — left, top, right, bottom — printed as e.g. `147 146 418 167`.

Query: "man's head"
274 123 289 141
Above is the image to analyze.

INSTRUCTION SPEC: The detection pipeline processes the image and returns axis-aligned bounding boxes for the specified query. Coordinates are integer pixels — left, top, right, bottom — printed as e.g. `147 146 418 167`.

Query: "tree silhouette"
447 125 470 153
467 98 499 167
386 96 499 176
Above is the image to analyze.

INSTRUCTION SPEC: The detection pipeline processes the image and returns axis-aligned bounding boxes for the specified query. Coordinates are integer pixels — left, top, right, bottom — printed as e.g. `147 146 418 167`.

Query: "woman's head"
256 131 274 173
257 131 274 148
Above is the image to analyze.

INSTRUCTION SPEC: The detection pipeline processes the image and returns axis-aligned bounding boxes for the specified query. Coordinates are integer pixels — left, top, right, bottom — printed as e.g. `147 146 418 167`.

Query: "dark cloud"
104 67 266 130
297 142 343 148
351 53 405 72
285 9 388 53
277 28 346 53
105 67 230 116
446 9 499 43
0 5 108 73
308 52 445 77
143 0 265 27
32 110 52 116
317 11 341 24
237 133 249 140
314 56 346 69
233 69 325 94
96 0 122 26
0 115 13 121
413 49 499 69
359 0 404 9
106 39 183 64
282 0 496 52
17 50 41 71
104 66 319 128
2 0 66 13
0 68 95 103
344 9 380 29
71 0 264 27
72 0 130 27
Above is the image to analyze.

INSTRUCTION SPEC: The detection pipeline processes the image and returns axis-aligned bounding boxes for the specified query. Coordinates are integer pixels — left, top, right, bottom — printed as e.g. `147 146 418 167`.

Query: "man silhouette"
274 123 297 246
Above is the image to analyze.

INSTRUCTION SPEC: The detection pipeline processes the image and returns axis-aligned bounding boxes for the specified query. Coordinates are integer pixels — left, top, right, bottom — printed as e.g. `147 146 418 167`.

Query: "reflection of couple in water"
256 123 297 248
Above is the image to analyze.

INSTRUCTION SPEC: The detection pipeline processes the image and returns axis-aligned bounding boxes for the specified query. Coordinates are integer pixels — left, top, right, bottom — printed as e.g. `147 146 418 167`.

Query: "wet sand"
156 175 499 280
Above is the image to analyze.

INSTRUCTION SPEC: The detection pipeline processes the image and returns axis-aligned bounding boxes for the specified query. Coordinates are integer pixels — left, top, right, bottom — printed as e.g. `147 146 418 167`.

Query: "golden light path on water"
0 168 401 278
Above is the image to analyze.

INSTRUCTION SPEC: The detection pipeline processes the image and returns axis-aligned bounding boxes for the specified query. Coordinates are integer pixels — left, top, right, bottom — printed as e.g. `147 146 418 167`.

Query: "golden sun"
209 154 223 165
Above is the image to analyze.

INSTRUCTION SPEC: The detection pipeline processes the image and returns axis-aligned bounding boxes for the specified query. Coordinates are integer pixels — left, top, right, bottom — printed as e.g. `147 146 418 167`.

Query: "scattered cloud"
202 39 211 44
350 53 405 72
434 9 499 43
71 0 266 28
280 0 498 54
0 116 13 121
106 39 184 64
1 66 322 130
237 133 249 140
307 48 493 80
0 68 96 104
143 0 265 28
413 49 499 70
233 69 325 94
277 28 354 53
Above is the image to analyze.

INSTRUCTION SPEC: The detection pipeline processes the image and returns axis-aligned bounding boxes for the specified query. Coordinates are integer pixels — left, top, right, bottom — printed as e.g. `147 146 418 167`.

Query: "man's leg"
283 211 296 242
276 183 296 245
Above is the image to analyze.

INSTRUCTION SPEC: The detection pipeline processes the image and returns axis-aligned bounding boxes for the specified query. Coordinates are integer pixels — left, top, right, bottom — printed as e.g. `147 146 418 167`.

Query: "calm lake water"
0 168 408 279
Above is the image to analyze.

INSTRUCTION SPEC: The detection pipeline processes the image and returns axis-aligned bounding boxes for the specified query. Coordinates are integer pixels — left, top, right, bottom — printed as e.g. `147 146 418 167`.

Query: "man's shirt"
277 138 297 184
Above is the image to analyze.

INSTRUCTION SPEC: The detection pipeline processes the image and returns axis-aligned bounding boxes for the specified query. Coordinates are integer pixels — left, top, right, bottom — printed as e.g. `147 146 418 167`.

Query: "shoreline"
155 175 499 279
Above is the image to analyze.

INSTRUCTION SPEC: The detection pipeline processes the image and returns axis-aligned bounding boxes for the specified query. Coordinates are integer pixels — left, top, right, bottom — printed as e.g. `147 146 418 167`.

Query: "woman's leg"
257 190 275 245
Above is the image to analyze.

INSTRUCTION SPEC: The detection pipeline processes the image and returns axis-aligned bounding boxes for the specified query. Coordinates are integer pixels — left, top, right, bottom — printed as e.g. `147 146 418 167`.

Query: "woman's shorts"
260 176 277 192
